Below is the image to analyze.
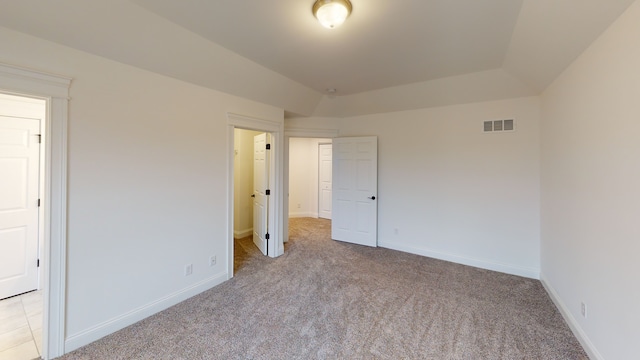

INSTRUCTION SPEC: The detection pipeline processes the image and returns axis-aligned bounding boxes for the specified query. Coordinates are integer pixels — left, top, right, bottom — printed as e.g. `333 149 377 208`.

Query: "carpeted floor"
59 218 587 359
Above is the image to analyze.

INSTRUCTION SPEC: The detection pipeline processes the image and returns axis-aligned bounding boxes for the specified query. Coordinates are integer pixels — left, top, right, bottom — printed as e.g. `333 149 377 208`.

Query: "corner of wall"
539 273 603 360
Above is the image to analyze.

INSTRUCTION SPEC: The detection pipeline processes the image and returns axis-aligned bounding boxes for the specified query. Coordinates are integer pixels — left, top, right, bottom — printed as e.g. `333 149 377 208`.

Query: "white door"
318 143 332 219
332 136 378 247
0 116 40 299
253 133 270 255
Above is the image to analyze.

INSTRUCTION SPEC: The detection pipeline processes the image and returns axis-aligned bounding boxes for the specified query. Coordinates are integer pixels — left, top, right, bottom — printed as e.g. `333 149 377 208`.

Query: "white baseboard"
378 240 539 279
288 212 317 218
64 272 228 353
234 228 252 239
540 274 602 360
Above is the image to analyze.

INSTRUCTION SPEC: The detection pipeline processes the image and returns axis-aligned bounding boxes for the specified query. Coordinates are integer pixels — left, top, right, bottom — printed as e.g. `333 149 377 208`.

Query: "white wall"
313 69 536 117
233 129 262 238
288 138 330 218
540 2 640 359
288 96 541 278
0 26 283 352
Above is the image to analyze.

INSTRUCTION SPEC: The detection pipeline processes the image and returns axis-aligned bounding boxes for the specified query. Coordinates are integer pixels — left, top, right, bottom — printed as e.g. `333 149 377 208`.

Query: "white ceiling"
0 0 635 116
133 0 524 96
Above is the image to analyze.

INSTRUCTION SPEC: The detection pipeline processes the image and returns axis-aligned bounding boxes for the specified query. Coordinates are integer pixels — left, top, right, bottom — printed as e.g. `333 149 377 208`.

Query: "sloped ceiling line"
0 0 634 117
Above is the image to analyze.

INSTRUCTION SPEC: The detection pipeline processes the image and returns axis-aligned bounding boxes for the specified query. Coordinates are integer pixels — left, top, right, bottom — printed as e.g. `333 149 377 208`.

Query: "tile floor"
0 290 42 360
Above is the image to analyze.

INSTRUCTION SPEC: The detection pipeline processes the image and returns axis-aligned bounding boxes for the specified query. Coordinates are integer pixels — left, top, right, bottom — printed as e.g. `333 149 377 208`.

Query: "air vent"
483 119 515 133
504 119 514 131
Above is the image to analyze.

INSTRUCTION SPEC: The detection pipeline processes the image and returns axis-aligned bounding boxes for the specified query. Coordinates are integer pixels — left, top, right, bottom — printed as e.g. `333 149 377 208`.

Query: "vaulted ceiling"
0 0 635 117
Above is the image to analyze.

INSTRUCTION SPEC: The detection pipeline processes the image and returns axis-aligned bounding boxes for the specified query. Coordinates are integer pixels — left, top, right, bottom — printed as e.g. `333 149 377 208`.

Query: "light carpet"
59 217 587 359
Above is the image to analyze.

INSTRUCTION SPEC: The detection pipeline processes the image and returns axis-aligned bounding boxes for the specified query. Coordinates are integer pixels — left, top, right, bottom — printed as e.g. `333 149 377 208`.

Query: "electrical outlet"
185 264 193 276
209 256 216 267
297 203 301 209
581 302 587 318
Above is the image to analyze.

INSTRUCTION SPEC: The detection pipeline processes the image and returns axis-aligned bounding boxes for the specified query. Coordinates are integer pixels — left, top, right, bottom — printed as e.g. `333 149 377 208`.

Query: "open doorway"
233 128 269 273
0 93 46 359
0 62 70 359
288 138 332 219
226 113 284 279
284 131 378 248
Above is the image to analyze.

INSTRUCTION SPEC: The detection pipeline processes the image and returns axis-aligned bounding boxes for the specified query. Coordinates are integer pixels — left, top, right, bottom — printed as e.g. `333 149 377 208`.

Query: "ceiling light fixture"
312 0 352 29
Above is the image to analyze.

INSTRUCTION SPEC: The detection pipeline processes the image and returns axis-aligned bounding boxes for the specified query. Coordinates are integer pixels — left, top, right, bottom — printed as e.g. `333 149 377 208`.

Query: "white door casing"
318 143 332 220
0 62 71 359
0 116 40 299
253 133 269 255
228 113 284 280
332 136 378 247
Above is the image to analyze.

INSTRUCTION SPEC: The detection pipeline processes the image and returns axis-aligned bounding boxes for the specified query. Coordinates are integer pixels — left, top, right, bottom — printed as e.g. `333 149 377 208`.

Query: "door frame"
0 63 71 359
227 113 283 278
283 128 339 242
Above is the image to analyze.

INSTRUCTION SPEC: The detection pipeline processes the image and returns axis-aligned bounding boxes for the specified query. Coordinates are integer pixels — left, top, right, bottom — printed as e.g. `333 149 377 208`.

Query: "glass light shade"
314 0 352 29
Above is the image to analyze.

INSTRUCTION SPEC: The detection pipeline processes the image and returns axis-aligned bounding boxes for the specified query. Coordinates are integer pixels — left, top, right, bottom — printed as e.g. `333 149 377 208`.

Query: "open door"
0 116 41 299
252 133 270 255
332 136 378 247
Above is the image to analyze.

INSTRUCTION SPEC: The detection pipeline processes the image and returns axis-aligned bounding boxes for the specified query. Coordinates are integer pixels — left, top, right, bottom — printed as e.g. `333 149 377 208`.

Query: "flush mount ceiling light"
312 0 352 29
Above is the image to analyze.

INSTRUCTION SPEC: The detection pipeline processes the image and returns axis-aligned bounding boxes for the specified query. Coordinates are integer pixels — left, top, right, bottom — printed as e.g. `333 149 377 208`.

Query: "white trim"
288 212 319 218
38 102 46 291
0 63 70 99
229 113 282 132
64 272 228 353
227 113 284 279
285 127 339 138
227 125 235 278
0 62 71 360
378 240 540 279
540 274 603 360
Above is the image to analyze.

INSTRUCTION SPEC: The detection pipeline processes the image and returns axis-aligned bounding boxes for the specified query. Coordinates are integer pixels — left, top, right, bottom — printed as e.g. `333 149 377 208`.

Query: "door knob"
368 196 376 200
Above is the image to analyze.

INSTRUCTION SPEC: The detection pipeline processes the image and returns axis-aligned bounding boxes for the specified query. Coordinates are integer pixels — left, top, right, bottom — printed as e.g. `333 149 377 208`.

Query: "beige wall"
540 2 640 359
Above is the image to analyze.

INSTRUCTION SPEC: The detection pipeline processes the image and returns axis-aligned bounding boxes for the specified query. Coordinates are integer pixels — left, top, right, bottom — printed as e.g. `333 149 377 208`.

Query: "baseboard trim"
540 274 602 360
288 212 317 218
378 241 539 279
234 228 252 239
64 272 228 353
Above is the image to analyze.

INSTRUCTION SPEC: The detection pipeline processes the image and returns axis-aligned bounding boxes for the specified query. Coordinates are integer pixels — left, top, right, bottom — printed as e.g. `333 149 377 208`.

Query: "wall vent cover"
484 119 515 133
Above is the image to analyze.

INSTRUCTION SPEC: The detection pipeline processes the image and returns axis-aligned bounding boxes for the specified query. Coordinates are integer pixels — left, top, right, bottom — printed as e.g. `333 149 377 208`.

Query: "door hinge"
37 259 40 267
36 134 42 143
37 199 41 207
265 189 271 195
265 233 270 240
266 143 271 150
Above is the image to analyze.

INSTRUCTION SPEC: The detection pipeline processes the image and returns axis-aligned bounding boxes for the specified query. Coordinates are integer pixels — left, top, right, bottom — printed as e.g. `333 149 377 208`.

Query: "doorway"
288 138 332 220
227 113 284 279
233 128 270 272
0 62 70 359
0 93 45 359
283 129 338 244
